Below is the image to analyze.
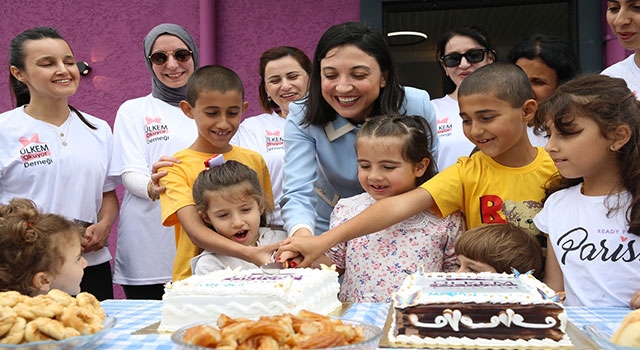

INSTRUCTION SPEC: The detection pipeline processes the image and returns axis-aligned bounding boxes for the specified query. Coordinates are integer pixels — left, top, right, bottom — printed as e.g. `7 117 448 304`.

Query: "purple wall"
0 0 359 298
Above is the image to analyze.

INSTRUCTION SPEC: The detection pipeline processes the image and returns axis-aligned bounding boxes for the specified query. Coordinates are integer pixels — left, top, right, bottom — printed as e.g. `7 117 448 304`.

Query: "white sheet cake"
158 267 341 332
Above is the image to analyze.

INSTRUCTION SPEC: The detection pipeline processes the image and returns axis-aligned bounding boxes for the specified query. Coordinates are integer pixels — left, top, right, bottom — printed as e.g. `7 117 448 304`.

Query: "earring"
610 145 617 151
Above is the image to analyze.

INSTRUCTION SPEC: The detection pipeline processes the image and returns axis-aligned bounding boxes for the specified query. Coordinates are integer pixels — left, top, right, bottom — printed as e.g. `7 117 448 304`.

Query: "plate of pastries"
0 289 115 349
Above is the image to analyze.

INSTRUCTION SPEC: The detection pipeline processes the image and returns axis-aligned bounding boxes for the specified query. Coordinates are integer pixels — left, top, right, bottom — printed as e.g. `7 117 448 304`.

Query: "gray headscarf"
143 23 200 106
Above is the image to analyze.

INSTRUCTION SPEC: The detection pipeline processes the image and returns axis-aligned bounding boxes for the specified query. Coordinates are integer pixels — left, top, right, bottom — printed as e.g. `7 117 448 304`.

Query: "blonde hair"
455 223 542 277
0 198 82 295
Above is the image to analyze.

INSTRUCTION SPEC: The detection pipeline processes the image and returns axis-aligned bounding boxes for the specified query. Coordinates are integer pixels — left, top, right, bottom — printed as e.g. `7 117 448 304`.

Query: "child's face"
544 115 621 183
356 136 426 201
456 255 497 273
320 45 387 124
200 183 262 246
50 235 87 295
459 93 535 167
607 1 640 51
181 89 248 153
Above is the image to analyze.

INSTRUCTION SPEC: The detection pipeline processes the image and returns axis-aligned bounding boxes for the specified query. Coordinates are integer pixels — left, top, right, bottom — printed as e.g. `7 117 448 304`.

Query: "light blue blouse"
281 86 438 235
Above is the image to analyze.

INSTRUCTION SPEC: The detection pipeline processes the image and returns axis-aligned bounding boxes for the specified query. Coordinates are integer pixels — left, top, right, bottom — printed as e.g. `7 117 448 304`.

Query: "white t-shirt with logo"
432 95 474 172
109 94 197 286
0 106 115 266
231 111 285 226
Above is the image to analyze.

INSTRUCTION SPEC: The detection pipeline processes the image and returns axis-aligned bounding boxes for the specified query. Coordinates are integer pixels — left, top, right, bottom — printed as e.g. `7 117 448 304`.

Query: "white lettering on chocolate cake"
407 308 558 331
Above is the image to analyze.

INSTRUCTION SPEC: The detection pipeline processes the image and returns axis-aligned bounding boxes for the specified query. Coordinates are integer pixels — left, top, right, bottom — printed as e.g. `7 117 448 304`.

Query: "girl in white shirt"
533 74 640 308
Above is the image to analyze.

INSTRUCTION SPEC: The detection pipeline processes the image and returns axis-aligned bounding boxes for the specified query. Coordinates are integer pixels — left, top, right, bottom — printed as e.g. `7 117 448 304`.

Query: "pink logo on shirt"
144 115 169 143
437 117 453 136
265 129 283 152
18 133 53 167
266 130 281 137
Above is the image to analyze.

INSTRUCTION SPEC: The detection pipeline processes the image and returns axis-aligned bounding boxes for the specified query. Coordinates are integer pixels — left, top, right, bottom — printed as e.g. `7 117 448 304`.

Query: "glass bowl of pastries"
0 289 115 349
171 310 382 350
583 309 640 350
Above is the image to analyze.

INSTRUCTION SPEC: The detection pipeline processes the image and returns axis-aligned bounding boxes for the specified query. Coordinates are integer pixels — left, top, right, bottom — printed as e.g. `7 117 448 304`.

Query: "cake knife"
260 261 289 275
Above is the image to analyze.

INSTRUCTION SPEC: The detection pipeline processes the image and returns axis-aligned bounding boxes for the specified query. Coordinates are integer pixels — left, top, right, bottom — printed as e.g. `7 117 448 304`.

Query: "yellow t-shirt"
160 146 273 281
421 147 556 233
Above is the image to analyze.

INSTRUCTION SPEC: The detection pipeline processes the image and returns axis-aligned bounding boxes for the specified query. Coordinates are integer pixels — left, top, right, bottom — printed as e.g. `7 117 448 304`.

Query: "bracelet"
147 180 159 201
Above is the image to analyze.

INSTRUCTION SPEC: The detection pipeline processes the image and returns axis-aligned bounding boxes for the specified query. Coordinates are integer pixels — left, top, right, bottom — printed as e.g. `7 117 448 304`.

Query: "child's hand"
276 231 332 268
248 243 281 266
631 291 640 309
275 228 312 267
150 155 181 199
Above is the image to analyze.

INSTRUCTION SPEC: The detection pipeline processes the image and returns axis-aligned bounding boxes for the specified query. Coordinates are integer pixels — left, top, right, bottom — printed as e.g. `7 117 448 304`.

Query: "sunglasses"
441 49 488 68
148 49 193 65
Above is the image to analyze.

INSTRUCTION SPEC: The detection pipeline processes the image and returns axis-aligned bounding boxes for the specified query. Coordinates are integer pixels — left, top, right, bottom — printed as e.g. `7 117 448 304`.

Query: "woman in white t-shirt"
109 24 199 299
508 33 580 147
602 1 640 95
432 27 496 171
231 46 310 228
1 27 117 300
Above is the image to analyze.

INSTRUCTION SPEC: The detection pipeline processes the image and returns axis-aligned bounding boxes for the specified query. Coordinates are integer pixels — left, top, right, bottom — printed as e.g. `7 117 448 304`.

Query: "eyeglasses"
148 49 193 65
440 49 488 68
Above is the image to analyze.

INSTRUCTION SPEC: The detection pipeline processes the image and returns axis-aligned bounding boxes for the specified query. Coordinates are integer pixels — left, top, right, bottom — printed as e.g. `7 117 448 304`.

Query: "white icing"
393 271 558 307
158 267 341 332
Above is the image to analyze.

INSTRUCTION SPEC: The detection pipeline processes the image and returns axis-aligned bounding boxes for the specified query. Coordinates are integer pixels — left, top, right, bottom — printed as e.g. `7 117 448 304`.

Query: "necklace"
48 111 73 147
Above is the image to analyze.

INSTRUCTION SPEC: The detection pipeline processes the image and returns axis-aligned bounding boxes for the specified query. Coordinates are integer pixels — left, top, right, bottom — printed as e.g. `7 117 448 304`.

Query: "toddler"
0 198 87 296
455 223 542 277
190 160 286 274
318 114 465 302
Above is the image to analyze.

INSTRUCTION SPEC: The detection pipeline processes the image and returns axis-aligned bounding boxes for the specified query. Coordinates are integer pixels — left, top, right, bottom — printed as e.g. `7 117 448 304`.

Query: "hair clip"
204 154 225 169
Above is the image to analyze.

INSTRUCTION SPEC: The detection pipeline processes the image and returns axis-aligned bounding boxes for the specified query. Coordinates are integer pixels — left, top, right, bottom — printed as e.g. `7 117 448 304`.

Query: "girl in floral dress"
318 114 465 303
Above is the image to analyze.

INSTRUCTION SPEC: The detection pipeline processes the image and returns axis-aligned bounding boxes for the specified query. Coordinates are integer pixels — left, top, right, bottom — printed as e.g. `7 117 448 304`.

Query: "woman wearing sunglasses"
109 23 199 300
432 26 496 171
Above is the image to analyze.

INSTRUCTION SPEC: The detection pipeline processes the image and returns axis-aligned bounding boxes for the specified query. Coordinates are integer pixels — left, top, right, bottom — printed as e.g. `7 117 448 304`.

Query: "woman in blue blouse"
280 22 439 240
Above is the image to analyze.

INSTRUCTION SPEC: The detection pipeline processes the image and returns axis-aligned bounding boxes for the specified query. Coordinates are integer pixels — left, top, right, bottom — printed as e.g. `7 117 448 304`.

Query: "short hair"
0 198 82 296
302 22 405 126
455 223 543 277
258 46 311 112
356 114 437 185
508 33 580 84
459 62 534 108
193 160 269 227
436 26 496 95
185 65 245 106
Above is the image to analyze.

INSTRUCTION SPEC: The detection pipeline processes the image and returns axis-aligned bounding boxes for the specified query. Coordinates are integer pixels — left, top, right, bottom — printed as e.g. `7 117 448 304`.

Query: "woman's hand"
150 155 180 199
630 291 640 309
82 221 111 253
276 230 332 268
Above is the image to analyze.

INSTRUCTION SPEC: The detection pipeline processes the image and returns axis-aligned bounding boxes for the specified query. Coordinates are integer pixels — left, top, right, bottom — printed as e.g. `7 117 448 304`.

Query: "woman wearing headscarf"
109 23 199 299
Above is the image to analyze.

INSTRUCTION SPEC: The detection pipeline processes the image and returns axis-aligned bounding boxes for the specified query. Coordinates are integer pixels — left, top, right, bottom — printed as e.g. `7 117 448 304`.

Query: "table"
95 300 632 349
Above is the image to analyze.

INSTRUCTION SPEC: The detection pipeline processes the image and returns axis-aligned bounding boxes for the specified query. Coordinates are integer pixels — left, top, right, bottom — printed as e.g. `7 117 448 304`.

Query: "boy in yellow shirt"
279 63 556 266
160 65 275 281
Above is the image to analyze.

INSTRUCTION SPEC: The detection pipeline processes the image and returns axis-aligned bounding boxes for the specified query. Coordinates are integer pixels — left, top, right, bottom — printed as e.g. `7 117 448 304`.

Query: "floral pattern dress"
324 192 465 303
